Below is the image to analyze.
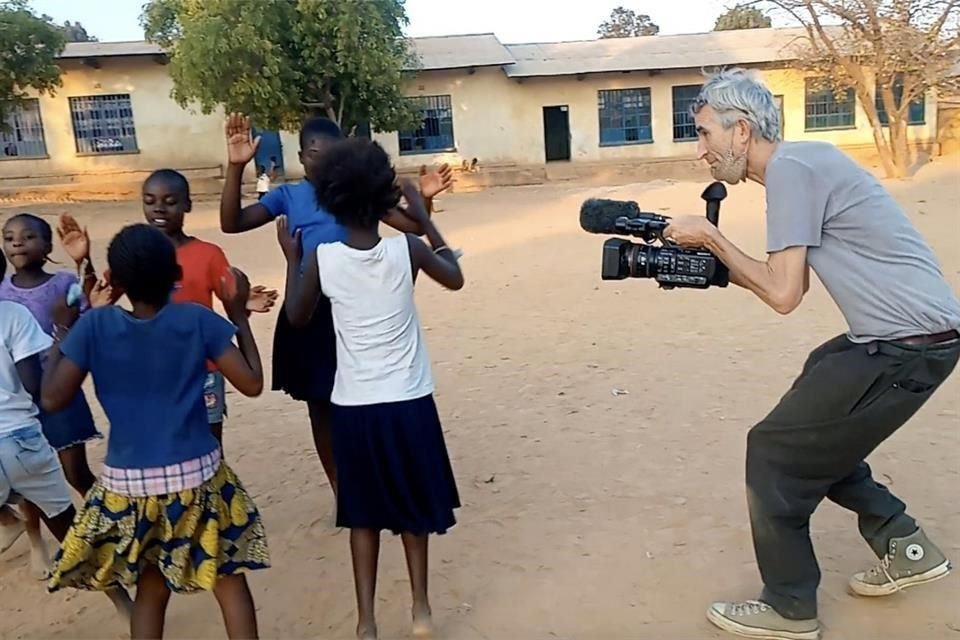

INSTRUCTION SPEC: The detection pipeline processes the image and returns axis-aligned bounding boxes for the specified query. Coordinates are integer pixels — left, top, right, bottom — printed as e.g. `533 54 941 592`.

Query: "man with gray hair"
664 67 960 639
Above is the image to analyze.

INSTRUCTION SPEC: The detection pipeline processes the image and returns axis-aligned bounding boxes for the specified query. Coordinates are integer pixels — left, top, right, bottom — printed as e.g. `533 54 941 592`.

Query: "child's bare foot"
356 621 377 640
29 539 52 579
412 605 433 638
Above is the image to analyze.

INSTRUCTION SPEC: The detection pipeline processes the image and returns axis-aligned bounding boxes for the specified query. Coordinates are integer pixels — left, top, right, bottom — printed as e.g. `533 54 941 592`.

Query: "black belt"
894 329 960 346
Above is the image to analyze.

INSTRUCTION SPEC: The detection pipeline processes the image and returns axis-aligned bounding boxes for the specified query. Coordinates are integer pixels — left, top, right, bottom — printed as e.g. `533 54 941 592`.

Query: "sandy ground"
1 159 959 640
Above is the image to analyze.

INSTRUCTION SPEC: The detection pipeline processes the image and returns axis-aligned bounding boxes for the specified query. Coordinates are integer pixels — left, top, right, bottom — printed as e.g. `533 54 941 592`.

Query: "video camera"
579 182 730 289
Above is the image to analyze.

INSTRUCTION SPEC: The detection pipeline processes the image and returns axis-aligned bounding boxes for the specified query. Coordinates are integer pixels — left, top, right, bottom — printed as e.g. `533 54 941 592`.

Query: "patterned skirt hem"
47 462 270 594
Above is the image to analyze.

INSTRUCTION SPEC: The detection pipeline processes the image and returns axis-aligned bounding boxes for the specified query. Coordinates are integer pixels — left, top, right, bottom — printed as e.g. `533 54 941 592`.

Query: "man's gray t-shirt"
765 141 960 343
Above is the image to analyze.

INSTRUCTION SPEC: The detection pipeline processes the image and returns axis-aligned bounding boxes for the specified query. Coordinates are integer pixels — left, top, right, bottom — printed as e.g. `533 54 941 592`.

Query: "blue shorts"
0 425 73 518
204 371 227 424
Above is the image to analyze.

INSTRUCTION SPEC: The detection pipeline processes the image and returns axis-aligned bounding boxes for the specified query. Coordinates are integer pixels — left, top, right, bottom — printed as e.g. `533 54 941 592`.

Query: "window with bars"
398 95 455 155
68 94 139 154
672 85 702 141
875 76 925 126
804 80 856 131
1 99 47 159
598 88 653 146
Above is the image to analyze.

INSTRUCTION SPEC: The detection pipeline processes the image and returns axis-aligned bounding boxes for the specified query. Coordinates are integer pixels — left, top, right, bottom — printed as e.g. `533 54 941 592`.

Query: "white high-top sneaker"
850 528 951 597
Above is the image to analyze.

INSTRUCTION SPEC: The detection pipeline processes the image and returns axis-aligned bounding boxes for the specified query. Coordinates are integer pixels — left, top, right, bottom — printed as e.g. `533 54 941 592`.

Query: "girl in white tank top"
278 136 464 640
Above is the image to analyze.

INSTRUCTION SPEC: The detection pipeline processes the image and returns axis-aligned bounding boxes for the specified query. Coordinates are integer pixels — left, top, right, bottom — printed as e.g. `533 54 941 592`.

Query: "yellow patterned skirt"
48 462 270 594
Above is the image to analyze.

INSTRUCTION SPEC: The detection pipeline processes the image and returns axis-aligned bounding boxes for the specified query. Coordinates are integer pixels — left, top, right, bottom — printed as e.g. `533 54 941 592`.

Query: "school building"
1 27 956 192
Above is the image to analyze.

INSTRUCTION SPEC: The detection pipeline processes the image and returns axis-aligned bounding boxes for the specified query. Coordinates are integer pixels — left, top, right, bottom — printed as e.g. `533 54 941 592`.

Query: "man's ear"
185 198 193 214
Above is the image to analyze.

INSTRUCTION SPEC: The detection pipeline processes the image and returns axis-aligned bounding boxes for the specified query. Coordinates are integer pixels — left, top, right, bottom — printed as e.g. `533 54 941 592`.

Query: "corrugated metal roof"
60 41 164 58
57 27 844 76
503 27 816 78
407 33 515 70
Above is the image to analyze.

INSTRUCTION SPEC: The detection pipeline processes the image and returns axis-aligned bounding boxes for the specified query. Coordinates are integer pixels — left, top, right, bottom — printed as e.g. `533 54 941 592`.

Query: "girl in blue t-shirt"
41 223 270 639
280 137 463 640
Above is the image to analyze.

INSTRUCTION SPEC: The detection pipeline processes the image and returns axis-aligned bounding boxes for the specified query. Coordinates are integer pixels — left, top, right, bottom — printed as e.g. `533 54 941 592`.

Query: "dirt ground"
1 159 959 640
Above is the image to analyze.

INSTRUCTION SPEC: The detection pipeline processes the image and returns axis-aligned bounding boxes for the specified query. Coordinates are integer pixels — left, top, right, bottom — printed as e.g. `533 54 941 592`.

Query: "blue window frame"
68 94 139 154
876 76 925 125
672 85 702 141
1 99 47 158
398 95 455 155
598 88 652 146
804 80 856 131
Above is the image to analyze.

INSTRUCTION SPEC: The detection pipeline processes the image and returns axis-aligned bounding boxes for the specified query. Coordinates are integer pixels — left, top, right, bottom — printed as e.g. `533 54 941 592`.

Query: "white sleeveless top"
315 234 433 406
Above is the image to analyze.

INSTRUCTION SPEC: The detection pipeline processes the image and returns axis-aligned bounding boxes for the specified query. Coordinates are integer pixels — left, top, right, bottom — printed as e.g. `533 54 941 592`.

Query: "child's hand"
87 279 114 308
225 112 260 167
56 214 90 266
276 216 302 263
246 285 278 313
419 163 453 199
222 267 251 322
51 298 80 337
398 179 430 225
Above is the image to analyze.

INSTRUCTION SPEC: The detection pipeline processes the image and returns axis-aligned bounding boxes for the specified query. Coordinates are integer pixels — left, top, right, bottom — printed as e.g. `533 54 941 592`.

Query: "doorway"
543 106 571 162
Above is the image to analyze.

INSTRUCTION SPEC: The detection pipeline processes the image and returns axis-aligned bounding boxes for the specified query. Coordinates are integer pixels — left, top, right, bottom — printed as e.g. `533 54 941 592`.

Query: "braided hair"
106 224 181 307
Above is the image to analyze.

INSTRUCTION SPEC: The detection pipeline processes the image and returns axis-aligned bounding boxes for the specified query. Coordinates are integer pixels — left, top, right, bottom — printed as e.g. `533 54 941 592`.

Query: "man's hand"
663 215 717 248
56 214 90 266
225 112 260 167
419 163 453 199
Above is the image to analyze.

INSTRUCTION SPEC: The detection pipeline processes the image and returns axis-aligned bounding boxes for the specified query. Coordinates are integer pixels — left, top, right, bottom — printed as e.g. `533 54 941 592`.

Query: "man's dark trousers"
746 332 960 619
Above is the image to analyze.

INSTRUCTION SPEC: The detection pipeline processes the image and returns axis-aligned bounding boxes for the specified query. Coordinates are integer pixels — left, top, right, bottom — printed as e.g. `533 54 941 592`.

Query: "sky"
27 0 790 44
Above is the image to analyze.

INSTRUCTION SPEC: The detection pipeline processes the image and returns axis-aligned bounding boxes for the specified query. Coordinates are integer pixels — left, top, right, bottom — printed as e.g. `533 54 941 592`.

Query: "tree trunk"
890 117 910 178
864 105 897 178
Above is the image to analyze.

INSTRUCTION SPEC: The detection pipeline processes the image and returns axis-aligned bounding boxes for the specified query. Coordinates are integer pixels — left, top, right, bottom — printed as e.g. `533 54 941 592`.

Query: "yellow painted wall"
0 58 227 181
0 56 940 183
374 66 938 170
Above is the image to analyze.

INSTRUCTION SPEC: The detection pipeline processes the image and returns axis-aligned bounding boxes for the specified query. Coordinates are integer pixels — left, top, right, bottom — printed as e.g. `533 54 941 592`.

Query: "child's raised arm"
214 267 263 397
221 113 276 234
276 216 321 327
398 180 464 291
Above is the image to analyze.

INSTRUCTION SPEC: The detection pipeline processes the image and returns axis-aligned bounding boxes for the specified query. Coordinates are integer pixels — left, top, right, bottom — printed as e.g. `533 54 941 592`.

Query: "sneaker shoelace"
865 553 903 592
729 600 771 617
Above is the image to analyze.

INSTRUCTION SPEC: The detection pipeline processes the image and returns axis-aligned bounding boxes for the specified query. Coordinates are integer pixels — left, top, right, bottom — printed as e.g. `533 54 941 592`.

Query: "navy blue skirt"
332 394 460 535
39 388 101 451
271 296 337 403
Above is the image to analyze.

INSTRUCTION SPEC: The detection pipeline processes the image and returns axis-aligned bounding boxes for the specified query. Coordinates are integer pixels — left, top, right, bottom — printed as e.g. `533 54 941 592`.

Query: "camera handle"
701 181 727 227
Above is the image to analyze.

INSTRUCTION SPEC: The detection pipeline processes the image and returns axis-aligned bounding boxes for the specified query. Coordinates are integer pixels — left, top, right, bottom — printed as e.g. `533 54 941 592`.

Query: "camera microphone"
579 199 645 234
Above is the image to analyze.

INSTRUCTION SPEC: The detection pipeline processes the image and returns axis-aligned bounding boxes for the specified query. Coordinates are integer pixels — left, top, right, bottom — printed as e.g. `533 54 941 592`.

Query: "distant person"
278 136 462 640
256 165 271 200
43 224 270 639
664 68 960 640
219 112 452 504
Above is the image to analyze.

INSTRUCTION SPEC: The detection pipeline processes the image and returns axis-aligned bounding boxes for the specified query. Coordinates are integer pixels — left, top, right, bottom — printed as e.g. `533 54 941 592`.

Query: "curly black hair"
144 168 190 198
311 137 401 230
107 224 181 307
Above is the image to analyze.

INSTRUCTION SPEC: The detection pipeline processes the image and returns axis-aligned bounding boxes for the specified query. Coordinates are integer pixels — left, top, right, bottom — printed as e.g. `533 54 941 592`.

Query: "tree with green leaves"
141 0 419 134
714 4 773 30
40 14 97 41
597 6 660 38
766 0 960 178
0 0 65 130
